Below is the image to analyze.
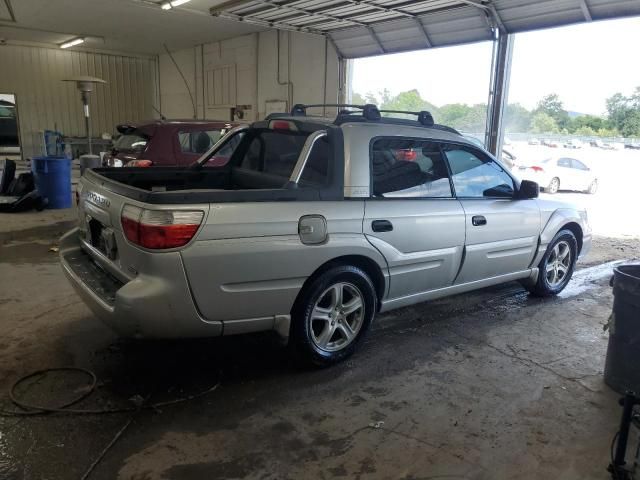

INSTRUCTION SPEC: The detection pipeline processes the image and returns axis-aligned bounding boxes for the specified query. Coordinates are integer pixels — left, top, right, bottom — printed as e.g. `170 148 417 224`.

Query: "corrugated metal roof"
209 0 640 58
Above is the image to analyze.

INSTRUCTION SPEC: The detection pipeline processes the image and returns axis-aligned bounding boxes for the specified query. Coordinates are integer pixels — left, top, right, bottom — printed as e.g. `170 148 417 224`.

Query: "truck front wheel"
290 265 376 367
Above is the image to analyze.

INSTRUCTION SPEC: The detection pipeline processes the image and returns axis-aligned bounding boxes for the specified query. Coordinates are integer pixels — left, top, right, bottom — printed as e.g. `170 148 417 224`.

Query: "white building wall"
158 31 341 123
0 44 157 158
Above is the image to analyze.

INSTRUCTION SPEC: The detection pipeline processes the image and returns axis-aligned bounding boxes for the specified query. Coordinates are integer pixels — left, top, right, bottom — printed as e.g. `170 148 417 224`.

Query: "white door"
570 158 592 190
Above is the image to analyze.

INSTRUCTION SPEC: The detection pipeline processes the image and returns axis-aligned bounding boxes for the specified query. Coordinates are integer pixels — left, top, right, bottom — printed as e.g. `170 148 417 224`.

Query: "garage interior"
1 0 640 479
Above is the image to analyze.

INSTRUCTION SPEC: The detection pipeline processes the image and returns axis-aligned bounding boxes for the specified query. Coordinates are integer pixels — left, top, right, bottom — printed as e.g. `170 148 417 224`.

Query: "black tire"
525 229 578 297
546 177 560 194
290 265 377 367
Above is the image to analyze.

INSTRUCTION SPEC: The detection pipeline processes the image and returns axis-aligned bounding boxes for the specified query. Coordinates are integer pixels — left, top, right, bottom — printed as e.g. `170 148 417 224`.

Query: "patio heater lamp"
63 75 107 155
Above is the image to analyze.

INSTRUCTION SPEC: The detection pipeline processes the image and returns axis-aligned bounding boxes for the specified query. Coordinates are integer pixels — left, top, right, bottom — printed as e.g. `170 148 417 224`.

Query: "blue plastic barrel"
31 156 72 209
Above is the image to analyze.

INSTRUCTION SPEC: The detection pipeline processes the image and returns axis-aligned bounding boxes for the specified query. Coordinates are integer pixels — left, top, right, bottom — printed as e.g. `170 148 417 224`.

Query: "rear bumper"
59 228 223 338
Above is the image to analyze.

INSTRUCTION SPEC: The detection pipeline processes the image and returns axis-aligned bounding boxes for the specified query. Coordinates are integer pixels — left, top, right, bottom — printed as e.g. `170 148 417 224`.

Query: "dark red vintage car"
103 119 241 167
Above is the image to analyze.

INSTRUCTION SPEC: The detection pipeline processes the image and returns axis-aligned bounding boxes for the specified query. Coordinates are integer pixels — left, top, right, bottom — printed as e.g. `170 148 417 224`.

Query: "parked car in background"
590 139 604 148
0 99 19 147
516 156 598 194
103 120 240 167
61 104 591 366
625 142 640 150
564 139 582 149
528 138 540 145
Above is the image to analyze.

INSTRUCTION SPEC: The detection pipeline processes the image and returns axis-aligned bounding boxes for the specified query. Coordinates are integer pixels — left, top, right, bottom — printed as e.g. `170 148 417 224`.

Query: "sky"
351 17 640 116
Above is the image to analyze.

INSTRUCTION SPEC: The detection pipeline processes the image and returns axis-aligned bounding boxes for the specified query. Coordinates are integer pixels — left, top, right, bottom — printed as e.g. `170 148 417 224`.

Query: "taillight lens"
121 205 203 249
125 159 153 167
268 120 298 131
530 166 544 172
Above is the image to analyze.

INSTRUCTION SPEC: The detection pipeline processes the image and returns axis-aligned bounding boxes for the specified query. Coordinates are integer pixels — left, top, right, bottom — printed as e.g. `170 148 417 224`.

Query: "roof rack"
289 103 446 130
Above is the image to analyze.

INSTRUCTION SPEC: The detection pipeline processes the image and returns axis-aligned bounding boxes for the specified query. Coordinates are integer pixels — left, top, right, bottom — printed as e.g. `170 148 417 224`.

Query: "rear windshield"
114 133 148 152
233 129 330 186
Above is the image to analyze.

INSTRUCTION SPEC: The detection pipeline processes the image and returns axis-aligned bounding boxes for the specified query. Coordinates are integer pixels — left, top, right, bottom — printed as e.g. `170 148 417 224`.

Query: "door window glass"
571 159 588 170
443 145 514 198
557 158 571 168
370 138 452 198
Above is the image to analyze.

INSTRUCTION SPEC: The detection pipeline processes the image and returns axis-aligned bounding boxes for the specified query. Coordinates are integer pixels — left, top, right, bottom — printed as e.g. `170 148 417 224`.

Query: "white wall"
158 31 342 123
0 44 157 158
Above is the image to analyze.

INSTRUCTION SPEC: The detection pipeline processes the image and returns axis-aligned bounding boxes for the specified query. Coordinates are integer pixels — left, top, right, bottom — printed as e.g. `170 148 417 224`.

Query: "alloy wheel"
545 240 572 288
309 282 365 352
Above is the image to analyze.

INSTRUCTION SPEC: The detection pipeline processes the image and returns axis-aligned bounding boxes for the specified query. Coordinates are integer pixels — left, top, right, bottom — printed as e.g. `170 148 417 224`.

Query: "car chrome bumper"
59 228 223 338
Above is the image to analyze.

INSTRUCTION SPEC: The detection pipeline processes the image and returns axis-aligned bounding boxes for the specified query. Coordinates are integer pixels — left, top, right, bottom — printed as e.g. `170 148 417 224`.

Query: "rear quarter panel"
180 200 388 322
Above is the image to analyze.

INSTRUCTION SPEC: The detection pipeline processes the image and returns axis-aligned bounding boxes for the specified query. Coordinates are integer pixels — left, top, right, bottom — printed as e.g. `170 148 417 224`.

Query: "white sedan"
516 156 598 194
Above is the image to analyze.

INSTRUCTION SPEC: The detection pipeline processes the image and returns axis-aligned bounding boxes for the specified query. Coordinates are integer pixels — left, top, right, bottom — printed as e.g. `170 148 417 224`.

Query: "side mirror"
516 180 539 199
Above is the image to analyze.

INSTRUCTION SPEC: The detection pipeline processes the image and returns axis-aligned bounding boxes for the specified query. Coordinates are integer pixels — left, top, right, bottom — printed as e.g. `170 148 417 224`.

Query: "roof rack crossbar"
292 103 381 121
290 103 439 129
378 109 434 127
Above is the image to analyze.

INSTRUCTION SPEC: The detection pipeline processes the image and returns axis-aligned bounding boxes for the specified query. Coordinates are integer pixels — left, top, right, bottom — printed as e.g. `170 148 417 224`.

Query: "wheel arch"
533 209 586 267
561 221 583 255
292 255 387 313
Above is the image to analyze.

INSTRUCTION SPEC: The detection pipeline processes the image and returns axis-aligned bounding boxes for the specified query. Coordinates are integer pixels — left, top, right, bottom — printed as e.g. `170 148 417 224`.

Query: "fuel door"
298 215 327 245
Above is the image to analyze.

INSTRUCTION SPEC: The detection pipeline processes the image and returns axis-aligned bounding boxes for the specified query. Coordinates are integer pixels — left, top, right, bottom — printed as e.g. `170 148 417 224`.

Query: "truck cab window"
370 138 452 198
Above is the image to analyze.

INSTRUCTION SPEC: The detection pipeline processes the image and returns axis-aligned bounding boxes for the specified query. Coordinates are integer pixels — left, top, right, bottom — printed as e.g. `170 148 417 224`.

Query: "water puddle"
559 260 627 298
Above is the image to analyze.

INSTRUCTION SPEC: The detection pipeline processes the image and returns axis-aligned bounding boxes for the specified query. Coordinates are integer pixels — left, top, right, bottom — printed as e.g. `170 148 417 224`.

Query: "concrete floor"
1 211 639 480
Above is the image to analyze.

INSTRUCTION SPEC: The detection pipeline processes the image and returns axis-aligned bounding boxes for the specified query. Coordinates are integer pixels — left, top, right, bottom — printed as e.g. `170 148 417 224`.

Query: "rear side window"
178 130 223 154
557 158 571 167
370 138 452 198
444 145 514 198
114 134 148 152
237 130 330 186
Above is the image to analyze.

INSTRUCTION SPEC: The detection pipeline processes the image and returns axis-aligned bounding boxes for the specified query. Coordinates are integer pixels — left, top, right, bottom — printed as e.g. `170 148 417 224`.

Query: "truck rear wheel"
291 265 376 367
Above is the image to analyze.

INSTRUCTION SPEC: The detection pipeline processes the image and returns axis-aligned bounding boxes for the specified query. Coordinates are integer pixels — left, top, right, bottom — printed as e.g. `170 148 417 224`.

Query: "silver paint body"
60 121 592 339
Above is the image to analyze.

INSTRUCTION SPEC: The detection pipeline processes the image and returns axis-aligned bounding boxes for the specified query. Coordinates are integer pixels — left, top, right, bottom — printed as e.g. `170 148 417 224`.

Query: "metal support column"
485 30 513 157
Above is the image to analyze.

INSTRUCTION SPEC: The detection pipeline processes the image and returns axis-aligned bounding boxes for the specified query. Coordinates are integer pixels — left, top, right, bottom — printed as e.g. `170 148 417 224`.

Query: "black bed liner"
85 167 341 205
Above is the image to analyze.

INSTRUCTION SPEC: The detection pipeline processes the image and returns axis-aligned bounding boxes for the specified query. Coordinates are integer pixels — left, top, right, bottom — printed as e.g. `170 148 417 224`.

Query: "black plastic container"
604 264 640 394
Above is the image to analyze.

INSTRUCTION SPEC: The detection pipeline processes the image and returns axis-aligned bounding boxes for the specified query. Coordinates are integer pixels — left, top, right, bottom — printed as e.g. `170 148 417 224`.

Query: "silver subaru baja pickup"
60 104 591 366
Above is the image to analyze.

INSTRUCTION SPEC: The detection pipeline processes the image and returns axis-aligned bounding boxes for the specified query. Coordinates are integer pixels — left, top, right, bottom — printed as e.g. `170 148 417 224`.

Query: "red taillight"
530 166 544 172
268 120 298 131
121 205 203 249
125 159 153 167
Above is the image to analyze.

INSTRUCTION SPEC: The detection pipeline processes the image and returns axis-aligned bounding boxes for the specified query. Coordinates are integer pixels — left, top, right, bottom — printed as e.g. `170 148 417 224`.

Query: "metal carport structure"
209 0 640 154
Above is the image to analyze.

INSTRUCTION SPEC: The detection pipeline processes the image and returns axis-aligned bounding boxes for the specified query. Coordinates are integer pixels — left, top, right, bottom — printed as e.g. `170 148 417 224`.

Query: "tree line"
351 88 640 138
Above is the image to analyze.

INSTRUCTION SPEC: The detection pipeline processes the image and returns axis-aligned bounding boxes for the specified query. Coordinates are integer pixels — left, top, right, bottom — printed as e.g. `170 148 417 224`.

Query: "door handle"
472 215 487 226
372 220 393 232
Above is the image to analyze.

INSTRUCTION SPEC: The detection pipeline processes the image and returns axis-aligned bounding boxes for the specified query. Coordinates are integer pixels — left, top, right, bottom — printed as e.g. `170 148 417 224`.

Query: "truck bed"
85 167 332 204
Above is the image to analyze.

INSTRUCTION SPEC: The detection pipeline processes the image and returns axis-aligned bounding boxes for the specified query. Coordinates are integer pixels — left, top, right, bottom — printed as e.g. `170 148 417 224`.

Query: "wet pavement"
1 216 638 479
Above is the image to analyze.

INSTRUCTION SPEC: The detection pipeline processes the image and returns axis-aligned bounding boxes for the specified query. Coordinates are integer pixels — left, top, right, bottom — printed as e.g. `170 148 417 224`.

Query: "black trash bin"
604 264 640 394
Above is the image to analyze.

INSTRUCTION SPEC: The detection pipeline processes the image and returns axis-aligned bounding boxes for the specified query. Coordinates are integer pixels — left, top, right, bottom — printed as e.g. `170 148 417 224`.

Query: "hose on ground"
1 366 220 416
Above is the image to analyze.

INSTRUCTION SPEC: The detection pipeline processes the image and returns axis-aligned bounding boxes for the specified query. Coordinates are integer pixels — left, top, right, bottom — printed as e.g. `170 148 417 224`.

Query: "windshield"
114 133 148 152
